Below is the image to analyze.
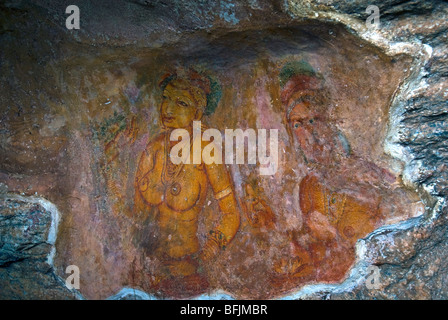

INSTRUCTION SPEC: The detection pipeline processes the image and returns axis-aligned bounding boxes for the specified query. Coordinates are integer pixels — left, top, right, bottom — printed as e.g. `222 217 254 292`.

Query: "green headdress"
279 60 320 88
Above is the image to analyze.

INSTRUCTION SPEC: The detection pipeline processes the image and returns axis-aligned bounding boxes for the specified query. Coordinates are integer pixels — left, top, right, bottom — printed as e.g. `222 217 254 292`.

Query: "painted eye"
178 100 188 107
294 122 300 128
309 118 314 124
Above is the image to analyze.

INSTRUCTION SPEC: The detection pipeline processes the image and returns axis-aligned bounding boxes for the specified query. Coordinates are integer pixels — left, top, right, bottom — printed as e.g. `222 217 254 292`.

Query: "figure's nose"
293 126 313 147
163 100 175 115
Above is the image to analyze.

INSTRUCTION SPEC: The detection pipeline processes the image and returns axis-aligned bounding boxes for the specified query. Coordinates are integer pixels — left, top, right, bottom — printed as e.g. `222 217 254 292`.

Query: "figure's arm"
299 175 338 241
378 185 424 222
105 116 138 164
201 161 240 261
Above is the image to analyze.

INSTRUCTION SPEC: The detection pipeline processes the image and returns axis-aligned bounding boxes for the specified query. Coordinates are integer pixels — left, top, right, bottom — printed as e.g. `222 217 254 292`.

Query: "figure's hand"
242 184 276 229
123 116 138 144
306 210 338 241
199 239 220 262
105 116 139 164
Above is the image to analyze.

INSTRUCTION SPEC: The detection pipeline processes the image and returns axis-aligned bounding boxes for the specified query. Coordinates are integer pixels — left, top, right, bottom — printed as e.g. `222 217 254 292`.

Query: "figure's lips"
162 116 174 122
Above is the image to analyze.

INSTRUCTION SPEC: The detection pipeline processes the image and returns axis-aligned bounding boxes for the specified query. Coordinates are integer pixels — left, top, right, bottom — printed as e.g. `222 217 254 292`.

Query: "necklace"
161 131 184 186
161 130 198 196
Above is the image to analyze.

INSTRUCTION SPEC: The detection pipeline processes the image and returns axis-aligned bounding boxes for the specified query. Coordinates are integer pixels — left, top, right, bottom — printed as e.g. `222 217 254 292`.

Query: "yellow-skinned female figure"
133 69 240 298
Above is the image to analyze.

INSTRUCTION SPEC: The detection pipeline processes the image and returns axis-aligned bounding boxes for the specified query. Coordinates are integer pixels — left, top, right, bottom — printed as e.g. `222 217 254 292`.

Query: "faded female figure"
133 70 240 297
271 61 420 286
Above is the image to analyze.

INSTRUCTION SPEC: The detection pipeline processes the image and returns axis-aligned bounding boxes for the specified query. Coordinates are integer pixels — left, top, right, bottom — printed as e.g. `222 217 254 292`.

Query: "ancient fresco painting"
50 24 425 299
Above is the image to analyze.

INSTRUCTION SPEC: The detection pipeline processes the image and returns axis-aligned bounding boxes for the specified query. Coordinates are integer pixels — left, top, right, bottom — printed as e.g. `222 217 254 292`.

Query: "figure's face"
287 98 330 164
160 82 202 129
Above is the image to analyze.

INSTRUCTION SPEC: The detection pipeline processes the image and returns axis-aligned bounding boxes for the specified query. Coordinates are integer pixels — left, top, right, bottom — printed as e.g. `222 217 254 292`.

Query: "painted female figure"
271 60 416 287
133 69 240 298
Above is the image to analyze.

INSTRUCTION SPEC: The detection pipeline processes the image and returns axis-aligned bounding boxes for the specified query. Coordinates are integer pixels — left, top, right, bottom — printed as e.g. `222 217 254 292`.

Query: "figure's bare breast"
136 134 208 213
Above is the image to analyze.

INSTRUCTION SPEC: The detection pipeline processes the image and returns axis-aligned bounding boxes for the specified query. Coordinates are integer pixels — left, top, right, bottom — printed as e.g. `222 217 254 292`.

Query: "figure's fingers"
122 117 138 143
245 184 255 197
239 197 248 213
130 127 138 143
200 241 217 261
130 117 137 135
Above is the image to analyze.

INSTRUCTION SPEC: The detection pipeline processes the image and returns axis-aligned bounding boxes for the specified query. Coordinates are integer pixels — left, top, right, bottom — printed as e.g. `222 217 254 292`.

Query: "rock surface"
0 195 79 299
0 0 447 299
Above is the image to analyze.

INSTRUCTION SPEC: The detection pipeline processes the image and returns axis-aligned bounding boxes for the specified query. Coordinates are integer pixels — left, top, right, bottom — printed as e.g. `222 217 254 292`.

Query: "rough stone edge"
106 287 158 300
0 193 85 300
106 287 235 300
